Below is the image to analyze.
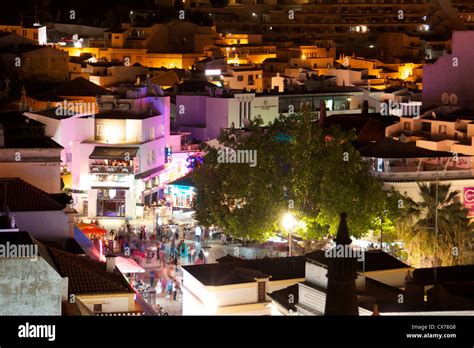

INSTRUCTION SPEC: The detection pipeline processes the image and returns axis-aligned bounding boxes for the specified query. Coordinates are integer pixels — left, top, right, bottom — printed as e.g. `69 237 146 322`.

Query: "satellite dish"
441 92 450 105
450 93 458 105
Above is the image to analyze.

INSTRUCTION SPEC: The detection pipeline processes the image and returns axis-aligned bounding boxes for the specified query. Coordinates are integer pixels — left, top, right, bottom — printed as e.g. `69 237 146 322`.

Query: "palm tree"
397 182 473 267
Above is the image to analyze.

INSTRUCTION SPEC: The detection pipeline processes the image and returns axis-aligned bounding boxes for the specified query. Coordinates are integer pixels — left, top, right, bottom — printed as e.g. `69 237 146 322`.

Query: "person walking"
161 277 167 297
166 279 173 300
172 280 177 302
149 269 156 288
184 243 189 263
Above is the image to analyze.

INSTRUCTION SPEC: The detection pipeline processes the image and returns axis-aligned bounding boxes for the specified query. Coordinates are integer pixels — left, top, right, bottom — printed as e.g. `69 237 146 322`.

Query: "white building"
181 256 306 315
26 83 188 220
174 88 365 141
175 93 279 141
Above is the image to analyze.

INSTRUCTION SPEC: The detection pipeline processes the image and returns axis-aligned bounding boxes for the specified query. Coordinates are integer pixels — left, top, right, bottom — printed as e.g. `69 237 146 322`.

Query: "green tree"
397 182 473 267
192 110 395 244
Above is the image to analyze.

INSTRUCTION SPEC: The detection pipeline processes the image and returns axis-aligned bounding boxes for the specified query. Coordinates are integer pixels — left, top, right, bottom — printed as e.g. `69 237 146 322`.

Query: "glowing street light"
282 213 297 230
282 213 298 256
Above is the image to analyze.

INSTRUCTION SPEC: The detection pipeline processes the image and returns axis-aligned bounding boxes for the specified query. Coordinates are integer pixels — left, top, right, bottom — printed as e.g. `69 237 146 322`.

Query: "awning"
167 173 194 187
116 256 145 274
89 146 139 160
76 223 108 235
134 164 165 180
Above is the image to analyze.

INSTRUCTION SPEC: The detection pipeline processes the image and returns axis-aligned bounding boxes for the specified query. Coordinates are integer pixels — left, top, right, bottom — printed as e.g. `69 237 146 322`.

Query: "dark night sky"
0 0 159 27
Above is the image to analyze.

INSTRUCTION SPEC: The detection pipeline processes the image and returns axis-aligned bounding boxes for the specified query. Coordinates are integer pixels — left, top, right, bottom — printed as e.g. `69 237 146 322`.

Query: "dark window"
237 75 243 82
421 122 431 132
404 122 411 131
439 125 447 135
248 75 254 85
93 304 102 312
258 282 266 302
97 189 126 217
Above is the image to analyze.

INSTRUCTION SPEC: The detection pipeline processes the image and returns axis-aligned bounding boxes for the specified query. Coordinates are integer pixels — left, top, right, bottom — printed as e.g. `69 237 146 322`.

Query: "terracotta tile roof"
267 284 299 312
323 115 389 142
357 137 455 159
0 178 65 211
47 248 135 295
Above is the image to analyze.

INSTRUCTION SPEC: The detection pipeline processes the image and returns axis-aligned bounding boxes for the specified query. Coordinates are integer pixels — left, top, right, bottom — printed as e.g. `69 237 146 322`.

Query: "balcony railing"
90 165 133 175
373 169 474 181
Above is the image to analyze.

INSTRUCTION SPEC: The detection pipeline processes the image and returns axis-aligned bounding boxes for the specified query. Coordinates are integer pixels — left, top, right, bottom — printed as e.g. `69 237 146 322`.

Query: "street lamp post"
282 213 297 257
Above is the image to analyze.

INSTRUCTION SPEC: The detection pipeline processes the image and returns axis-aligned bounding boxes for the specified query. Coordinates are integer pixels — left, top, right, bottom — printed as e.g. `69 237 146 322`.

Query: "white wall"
251 96 279 124
79 295 132 313
305 262 328 289
0 258 62 315
13 210 71 241
0 161 61 193
362 269 413 290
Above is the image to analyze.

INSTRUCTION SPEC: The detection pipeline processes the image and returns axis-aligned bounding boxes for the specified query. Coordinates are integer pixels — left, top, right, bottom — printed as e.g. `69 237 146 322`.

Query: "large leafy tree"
192 111 394 243
397 182 473 267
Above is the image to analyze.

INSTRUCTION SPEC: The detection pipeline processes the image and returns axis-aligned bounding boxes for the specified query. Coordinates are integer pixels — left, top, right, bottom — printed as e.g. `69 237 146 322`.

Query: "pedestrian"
149 269 156 288
166 279 173 300
198 249 205 263
161 277 167 297
172 281 177 302
156 277 163 295
195 224 202 243
184 244 189 261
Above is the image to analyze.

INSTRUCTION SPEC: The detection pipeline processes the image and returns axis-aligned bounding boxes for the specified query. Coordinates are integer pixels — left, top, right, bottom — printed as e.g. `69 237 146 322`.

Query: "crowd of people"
82 217 218 314
116 221 210 314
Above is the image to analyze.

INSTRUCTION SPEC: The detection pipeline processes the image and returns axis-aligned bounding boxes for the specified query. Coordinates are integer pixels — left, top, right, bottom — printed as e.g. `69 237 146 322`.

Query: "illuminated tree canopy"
192 111 396 242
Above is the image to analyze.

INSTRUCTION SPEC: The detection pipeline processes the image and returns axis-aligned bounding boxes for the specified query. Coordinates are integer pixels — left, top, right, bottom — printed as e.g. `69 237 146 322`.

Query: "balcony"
171 144 201 152
373 169 474 182
90 165 133 175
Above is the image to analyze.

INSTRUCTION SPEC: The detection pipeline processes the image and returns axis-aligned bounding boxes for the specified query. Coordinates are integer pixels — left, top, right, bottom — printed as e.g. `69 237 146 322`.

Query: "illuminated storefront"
166 174 196 209
87 146 140 219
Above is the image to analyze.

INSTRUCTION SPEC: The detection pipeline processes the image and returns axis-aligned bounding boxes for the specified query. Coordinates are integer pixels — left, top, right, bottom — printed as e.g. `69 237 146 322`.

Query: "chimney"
324 213 359 316
404 270 424 306
0 125 4 148
371 303 380 316
105 254 117 273
319 100 326 126
362 100 369 117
